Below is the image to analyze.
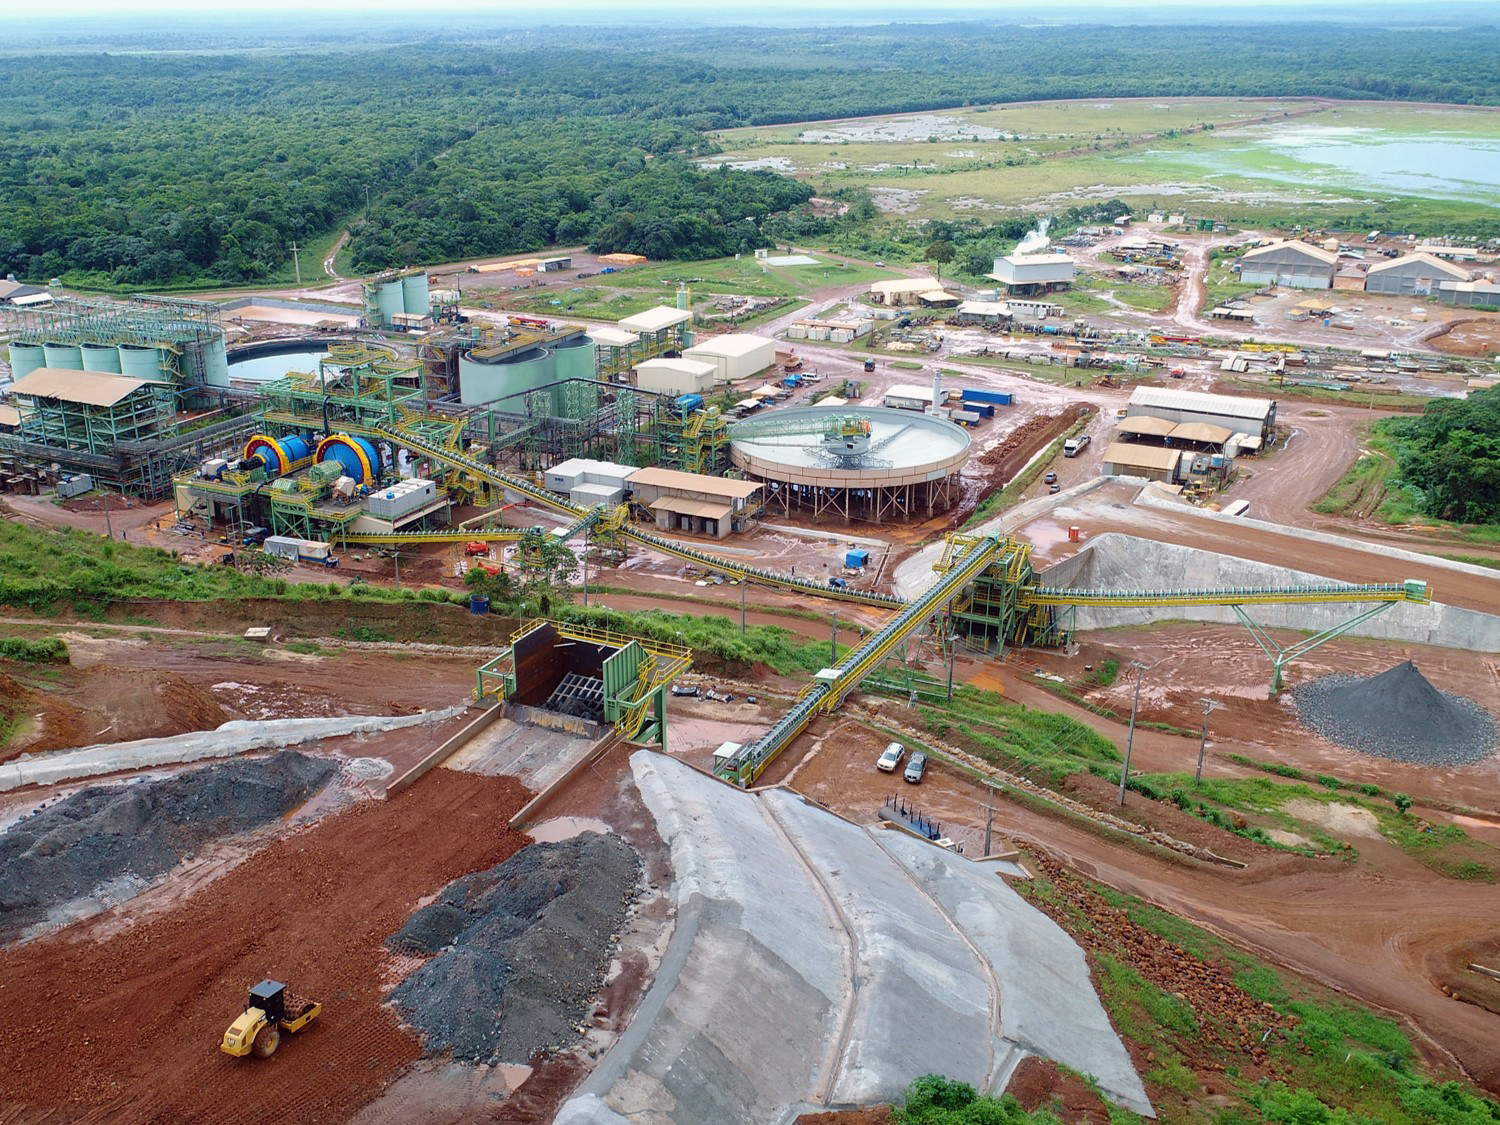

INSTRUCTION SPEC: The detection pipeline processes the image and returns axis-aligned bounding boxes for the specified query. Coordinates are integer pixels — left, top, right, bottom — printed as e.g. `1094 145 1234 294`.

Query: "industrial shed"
884 383 939 411
1127 386 1276 441
1436 280 1500 308
1115 416 1177 442
1364 253 1470 296
953 301 1013 326
682 334 776 383
988 254 1076 295
1102 441 1181 483
635 357 717 396
869 279 937 306
1236 241 1337 289
625 467 763 540
618 307 693 349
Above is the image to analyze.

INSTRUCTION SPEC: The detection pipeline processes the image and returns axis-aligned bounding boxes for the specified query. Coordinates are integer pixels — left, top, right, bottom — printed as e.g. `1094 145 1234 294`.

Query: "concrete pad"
444 717 595 790
557 753 845 1125
874 830 1153 1116
558 754 1149 1122
0 709 462 792
762 788 995 1105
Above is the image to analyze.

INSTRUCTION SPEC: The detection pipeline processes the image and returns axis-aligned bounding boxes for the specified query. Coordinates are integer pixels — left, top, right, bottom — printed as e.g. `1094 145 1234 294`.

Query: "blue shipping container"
845 548 870 568
961 388 1013 406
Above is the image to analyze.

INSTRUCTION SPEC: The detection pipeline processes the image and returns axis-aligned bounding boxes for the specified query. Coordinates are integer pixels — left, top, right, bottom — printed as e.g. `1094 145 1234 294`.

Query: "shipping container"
961 388 1013 406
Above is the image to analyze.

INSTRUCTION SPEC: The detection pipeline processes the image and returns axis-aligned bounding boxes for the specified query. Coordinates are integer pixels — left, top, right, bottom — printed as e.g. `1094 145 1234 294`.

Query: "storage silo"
81 343 123 373
458 346 556 407
401 272 430 318
183 336 230 387
7 342 45 380
43 342 83 371
119 344 165 380
377 280 405 328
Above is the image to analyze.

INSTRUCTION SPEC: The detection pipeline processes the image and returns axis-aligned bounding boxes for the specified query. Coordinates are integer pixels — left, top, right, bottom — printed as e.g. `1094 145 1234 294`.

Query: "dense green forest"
2 21 1498 288
1382 387 1500 525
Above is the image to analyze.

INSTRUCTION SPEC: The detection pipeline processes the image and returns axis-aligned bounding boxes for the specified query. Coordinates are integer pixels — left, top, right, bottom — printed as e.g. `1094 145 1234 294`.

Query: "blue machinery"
352 419 1435 785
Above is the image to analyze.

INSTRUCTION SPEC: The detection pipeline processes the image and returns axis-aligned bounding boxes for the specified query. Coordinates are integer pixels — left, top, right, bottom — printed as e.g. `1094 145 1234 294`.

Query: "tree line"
1 22 1496 288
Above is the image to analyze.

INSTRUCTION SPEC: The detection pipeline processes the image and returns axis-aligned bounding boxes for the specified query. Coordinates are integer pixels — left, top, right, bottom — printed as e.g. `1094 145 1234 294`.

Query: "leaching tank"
43 342 83 371
729 405 970 524
244 434 315 476
81 343 123 373
7 342 45 380
316 434 382 485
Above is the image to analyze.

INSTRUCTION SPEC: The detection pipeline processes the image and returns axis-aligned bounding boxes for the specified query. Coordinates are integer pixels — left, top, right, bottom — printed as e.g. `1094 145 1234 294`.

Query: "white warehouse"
988 254 1075 295
682 334 777 383
1235 241 1338 289
1127 387 1277 442
635 357 717 396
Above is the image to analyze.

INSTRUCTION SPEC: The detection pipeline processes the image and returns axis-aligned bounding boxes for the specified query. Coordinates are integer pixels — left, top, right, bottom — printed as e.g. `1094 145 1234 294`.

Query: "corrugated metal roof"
1117 416 1177 437
684 333 774 359
1128 386 1274 421
587 326 638 347
9 368 152 407
627 467 762 498
637 357 717 376
1366 253 1470 280
1171 422 1233 444
649 496 734 520
1241 240 1339 266
618 306 693 333
1103 441 1182 472
0 403 21 427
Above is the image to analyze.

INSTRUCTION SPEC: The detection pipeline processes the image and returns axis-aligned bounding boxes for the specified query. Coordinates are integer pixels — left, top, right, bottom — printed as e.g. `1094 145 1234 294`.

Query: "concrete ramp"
556 753 1151 1123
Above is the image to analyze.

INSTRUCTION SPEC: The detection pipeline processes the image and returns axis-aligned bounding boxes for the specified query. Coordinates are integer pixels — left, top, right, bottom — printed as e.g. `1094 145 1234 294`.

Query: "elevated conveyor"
1023 579 1430 608
363 421 905 607
341 528 531 546
716 534 1003 787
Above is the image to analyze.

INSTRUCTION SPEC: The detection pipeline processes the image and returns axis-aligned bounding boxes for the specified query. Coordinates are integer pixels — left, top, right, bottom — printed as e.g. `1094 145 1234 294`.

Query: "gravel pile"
0 752 335 942
1295 660 1497 766
388 831 640 1064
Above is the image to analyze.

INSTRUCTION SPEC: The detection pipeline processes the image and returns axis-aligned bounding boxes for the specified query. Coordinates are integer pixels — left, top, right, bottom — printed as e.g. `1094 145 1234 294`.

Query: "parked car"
876 742 905 772
828 576 848 589
1048 482 1061 494
1043 471 1057 484
904 752 928 784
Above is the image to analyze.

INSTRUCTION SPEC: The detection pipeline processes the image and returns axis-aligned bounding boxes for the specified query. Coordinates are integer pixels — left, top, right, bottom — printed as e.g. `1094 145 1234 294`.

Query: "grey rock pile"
0 751 335 941
388 831 640 1064
1295 660 1496 766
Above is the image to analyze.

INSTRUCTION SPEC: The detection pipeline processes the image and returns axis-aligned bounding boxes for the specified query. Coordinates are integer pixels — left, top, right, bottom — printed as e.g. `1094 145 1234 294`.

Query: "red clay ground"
0 767 531 1124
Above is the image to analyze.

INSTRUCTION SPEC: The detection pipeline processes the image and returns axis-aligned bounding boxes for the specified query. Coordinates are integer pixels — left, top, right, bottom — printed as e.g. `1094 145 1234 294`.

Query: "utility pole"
1117 661 1151 806
945 623 956 702
289 242 302 285
391 549 401 586
830 609 838 666
983 783 995 858
740 578 746 635
1195 697 1222 784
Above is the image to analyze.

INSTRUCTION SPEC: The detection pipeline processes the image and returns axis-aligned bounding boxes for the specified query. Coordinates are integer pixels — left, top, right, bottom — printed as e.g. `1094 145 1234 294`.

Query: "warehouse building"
635 357 717 396
1364 253 1470 297
1236 241 1338 289
1101 441 1181 483
1126 386 1276 442
1436 280 1500 308
883 383 940 412
952 301 1013 327
988 254 1076 295
681 334 776 384
624 466 762 539
786 316 870 343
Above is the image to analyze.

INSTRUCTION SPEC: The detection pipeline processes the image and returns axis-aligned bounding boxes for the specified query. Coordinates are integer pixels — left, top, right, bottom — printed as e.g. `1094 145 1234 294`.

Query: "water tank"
119 344 165 380
457 346 555 407
553 335 597 418
183 336 230 388
315 434 382 485
43 342 83 371
7 342 45 380
401 272 430 317
376 281 405 328
676 285 691 311
244 433 315 476
80 343 123 373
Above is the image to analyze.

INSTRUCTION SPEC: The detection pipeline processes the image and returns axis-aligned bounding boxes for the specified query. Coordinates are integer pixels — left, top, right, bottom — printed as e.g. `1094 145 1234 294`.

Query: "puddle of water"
529 816 611 843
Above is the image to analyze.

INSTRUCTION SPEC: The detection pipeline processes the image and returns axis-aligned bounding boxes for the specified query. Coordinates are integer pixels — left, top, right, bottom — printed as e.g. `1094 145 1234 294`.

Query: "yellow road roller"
221 979 321 1059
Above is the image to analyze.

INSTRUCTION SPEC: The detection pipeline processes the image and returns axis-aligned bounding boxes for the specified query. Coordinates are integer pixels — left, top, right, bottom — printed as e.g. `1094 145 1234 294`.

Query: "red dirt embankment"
0 768 531 1124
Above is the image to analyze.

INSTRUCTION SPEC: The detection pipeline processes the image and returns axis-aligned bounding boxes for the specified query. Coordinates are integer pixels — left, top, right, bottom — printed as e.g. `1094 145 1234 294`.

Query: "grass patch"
889 359 926 370
1086 657 1120 688
0 636 69 665
1438 553 1500 570
283 640 329 656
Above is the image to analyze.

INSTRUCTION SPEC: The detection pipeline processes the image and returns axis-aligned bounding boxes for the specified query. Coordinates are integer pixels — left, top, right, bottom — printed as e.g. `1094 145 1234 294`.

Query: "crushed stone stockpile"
0 751 336 943
1295 660 1497 766
389 831 640 1065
